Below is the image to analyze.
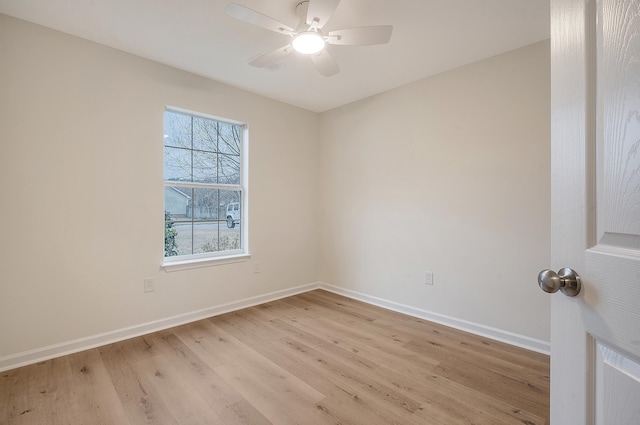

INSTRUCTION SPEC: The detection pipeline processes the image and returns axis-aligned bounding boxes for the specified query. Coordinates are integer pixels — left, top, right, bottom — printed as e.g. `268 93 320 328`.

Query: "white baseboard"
0 282 321 372
318 283 551 355
0 280 549 372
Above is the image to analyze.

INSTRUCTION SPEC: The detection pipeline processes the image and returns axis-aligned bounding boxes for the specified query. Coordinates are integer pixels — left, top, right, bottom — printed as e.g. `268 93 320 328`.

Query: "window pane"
165 189 242 257
172 221 193 256
192 188 219 220
164 147 191 182
218 122 241 155
192 116 218 153
192 151 217 183
220 224 241 251
219 190 241 209
218 154 241 185
164 111 191 149
221 190 242 251
164 186 192 218
193 221 219 254
191 188 219 254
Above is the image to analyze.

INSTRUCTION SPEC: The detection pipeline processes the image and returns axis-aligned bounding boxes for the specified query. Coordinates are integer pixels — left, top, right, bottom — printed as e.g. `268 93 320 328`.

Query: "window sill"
162 253 251 272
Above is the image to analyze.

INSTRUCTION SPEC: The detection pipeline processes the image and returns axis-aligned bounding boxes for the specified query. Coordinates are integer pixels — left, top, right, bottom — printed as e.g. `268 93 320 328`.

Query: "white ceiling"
0 0 549 112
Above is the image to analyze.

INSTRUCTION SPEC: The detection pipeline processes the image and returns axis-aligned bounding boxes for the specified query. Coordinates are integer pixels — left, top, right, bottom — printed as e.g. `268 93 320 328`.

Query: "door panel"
598 0 640 241
595 342 640 424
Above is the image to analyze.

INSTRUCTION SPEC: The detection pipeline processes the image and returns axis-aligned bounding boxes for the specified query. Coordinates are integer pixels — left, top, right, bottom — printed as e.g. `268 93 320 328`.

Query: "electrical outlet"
144 278 155 293
424 271 434 285
253 262 261 274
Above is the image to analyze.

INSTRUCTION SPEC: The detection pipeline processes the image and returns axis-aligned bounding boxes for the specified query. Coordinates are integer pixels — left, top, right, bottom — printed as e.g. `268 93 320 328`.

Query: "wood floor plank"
433 356 548 420
211 311 428 425
240 310 426 414
304 291 546 366
173 320 330 425
147 331 272 425
132 350 228 424
1 361 54 424
210 311 409 425
247 298 547 425
98 339 181 425
294 291 550 390
66 349 132 425
0 290 549 424
264 312 546 424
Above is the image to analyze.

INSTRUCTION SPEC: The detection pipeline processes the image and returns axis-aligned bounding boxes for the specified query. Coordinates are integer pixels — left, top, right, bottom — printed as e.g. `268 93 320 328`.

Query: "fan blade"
225 2 294 35
249 44 294 68
328 25 393 46
310 49 340 77
306 0 340 29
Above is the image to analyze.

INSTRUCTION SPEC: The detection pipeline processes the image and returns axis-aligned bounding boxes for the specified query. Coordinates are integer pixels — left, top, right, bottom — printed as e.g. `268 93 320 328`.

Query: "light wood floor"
1 290 549 424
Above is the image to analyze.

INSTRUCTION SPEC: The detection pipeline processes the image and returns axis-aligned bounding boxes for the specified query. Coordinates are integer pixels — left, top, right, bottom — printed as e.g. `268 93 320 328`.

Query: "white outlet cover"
144 278 155 292
424 271 434 285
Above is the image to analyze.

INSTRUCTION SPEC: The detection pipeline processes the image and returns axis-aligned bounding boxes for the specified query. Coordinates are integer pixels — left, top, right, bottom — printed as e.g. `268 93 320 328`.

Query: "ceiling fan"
225 0 393 77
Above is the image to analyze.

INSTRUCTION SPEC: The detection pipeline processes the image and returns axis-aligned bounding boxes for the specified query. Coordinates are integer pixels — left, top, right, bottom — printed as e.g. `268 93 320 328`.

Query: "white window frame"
162 106 249 272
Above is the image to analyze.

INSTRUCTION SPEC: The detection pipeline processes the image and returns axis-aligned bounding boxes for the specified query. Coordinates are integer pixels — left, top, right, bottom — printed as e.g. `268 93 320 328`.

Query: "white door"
550 0 640 423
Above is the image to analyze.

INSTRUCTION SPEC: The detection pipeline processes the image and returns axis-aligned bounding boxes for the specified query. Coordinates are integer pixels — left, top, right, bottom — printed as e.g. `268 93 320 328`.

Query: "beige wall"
0 13 551 360
0 14 319 357
318 41 551 341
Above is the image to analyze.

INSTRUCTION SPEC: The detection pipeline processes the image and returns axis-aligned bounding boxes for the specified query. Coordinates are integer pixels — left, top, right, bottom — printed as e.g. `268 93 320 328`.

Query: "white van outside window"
226 202 241 228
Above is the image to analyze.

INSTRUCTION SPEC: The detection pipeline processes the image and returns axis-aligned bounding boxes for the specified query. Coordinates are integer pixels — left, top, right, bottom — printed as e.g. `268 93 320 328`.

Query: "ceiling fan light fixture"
292 31 325 54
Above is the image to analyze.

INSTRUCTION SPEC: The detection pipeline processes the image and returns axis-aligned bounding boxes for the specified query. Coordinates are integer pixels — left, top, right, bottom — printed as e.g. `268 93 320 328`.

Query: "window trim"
162 253 251 272
162 106 249 270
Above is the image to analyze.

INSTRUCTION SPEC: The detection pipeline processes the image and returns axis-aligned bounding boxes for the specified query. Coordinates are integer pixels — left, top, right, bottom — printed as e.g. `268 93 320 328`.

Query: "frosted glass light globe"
292 31 325 54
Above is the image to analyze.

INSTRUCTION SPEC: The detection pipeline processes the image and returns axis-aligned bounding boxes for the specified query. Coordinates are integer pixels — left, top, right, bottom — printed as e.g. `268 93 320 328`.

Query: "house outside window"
163 107 248 269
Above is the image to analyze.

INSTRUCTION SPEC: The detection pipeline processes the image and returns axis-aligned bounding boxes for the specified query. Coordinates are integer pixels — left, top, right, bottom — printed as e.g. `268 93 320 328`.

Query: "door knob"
538 268 582 297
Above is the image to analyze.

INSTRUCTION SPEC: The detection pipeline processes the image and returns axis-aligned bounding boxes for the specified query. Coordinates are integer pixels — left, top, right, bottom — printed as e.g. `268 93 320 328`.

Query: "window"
163 108 247 268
